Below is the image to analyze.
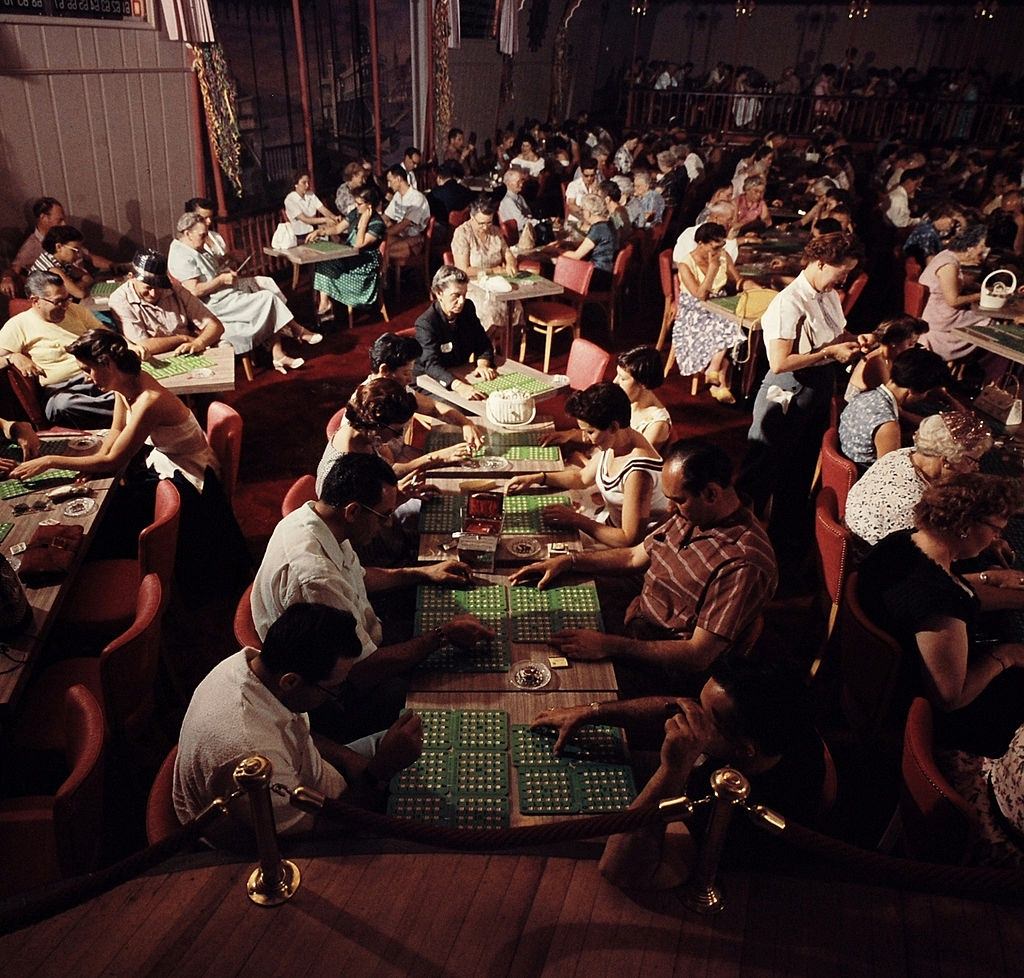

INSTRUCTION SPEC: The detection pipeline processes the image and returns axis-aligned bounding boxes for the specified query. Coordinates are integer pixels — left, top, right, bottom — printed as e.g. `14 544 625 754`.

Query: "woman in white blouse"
284 171 338 238
738 233 875 543
613 346 672 452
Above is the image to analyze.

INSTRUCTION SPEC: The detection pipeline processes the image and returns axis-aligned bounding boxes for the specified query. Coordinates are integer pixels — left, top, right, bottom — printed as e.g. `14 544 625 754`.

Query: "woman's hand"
541 503 580 530
217 270 238 289
539 430 578 447
462 424 484 452
403 481 441 501
452 378 486 401
432 441 473 464
825 341 861 364
10 455 58 480
474 362 499 381
506 473 545 494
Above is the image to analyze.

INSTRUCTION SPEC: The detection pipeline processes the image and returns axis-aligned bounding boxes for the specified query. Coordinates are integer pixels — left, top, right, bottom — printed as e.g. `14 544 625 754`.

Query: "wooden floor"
2 852 1022 977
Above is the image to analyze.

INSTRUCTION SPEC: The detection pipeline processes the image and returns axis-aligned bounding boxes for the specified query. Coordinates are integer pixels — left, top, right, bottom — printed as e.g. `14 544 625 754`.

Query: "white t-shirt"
672 223 739 264
760 269 846 354
173 649 346 835
510 155 545 178
885 186 919 228
384 186 430 237
565 177 595 206
251 502 381 655
284 191 324 236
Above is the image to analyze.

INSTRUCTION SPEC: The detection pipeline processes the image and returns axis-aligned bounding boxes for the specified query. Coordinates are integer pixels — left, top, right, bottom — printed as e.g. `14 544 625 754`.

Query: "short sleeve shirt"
844 448 927 546
838 384 898 466
586 221 617 273
0 305 103 386
108 279 213 344
760 269 846 354
384 187 430 236
285 191 324 236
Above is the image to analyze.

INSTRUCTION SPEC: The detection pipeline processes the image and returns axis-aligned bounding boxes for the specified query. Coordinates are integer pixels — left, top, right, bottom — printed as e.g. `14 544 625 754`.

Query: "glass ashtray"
190 368 215 379
507 538 542 559
63 497 96 518
508 659 554 691
473 456 511 471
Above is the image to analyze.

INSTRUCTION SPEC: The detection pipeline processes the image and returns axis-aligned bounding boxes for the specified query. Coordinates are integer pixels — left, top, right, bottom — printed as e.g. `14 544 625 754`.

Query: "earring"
959 529 969 539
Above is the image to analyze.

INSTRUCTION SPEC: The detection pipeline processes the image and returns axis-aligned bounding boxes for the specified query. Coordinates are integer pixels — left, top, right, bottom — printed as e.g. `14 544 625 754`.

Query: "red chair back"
54 684 106 879
234 582 262 649
820 426 858 519
612 243 634 287
552 255 595 297
448 208 469 228
206 401 243 503
565 338 613 390
99 573 163 744
5 366 47 427
904 256 922 282
443 250 455 266
325 406 347 439
658 248 674 300
282 474 317 516
500 219 519 246
146 745 181 845
139 479 181 613
904 279 928 318
841 271 869 316
815 487 852 608
838 571 905 740
901 697 976 861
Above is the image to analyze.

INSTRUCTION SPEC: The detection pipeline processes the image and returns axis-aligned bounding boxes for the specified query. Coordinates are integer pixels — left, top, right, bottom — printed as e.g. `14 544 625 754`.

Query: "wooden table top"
4 852 1021 976
467 274 565 304
956 316 1024 366
0 439 116 709
149 343 237 397
262 242 358 265
409 419 564 477
415 358 570 419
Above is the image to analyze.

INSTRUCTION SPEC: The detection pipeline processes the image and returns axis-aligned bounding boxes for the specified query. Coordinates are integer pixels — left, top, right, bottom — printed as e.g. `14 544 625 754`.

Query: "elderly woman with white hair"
168 212 317 372
845 412 994 548
733 175 772 232
562 193 617 290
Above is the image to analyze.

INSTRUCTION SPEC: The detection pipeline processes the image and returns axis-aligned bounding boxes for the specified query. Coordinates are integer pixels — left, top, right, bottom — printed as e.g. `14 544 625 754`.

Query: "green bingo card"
306 240 346 253
516 762 636 815
508 582 603 643
89 281 121 298
501 492 571 534
141 354 214 380
418 492 462 534
511 724 628 766
0 468 78 500
472 372 554 398
387 709 511 829
0 522 13 546
424 429 560 463
415 585 510 672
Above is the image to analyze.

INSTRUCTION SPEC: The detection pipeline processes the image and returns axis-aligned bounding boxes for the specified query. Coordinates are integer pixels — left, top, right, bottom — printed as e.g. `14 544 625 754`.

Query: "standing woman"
11 330 248 597
310 186 387 319
451 195 523 338
738 233 874 549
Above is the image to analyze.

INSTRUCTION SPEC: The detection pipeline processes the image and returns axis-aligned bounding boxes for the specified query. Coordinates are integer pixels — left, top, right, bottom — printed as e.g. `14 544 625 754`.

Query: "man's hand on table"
370 711 424 781
13 422 40 463
470 361 498 382
550 628 623 660
175 338 208 356
531 704 595 754
442 613 495 648
453 378 486 401
508 555 573 589
420 558 473 585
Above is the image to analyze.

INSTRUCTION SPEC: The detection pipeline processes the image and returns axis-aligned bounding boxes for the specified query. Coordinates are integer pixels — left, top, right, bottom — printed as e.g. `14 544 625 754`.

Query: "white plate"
63 496 96 518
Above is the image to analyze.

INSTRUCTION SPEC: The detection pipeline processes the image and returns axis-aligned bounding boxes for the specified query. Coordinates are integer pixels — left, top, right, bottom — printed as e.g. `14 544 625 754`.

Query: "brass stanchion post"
233 756 301 906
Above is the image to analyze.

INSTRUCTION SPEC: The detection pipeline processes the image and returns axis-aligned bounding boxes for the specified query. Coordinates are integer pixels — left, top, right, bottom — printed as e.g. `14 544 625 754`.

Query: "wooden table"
0 440 116 710
409 418 564 477
467 273 565 356
263 242 358 290
149 343 237 396
415 357 569 419
407 692 620 824
956 311 1024 368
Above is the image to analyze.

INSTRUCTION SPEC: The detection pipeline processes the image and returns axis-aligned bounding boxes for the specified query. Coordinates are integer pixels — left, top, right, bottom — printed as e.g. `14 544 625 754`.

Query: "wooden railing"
628 89 1024 146
218 208 288 279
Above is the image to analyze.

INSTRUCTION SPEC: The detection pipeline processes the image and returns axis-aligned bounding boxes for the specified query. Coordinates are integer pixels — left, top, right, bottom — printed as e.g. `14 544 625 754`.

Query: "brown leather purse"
17 523 84 588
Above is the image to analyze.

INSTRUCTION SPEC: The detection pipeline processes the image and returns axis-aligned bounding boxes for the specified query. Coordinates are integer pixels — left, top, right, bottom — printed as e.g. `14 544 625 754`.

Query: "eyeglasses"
359 502 395 521
38 294 71 308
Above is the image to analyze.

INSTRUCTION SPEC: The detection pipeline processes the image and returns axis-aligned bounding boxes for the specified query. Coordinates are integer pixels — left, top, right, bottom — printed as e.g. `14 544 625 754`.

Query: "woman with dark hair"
310 185 387 316
510 135 545 178
11 328 247 594
451 194 522 336
739 233 875 544
846 315 930 399
506 382 668 547
31 225 92 299
284 169 338 238
675 222 757 404
615 346 671 451
858 473 1024 757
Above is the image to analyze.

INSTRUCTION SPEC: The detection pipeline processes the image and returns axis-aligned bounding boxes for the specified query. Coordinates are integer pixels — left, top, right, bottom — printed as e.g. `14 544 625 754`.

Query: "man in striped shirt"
510 439 777 695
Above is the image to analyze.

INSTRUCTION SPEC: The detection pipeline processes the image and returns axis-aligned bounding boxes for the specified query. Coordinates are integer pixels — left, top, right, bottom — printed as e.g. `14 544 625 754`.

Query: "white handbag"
974 373 1023 427
271 223 298 250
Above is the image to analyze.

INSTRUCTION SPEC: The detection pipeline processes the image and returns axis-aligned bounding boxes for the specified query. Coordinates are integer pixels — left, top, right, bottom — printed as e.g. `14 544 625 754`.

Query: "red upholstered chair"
900 697 977 862
448 208 469 229
60 479 180 638
146 745 182 845
520 256 595 373
234 581 262 650
904 279 928 318
814 487 853 649
837 571 905 742
841 271 869 316
820 426 859 519
584 243 634 334
282 474 317 516
443 250 455 266
206 400 243 507
14 574 164 759
0 684 106 899
499 219 519 246
3 299 48 426
565 337 613 390
387 216 435 301
325 406 347 440
904 256 922 282
655 248 677 353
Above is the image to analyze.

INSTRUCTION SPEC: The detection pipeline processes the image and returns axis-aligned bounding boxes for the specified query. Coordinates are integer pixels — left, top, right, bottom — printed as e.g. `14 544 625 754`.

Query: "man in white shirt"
678 144 705 182
565 159 600 221
885 167 925 228
252 451 489 690
384 164 430 261
173 602 425 846
672 202 740 263
498 168 531 231
401 146 422 191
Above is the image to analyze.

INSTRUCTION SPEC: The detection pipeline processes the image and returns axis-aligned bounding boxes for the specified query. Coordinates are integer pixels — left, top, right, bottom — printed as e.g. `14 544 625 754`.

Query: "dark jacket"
428 181 476 224
415 299 495 389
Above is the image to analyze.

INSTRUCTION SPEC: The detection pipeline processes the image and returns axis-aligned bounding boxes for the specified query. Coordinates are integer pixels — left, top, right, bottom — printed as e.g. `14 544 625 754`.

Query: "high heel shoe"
272 357 305 374
300 331 324 345
710 384 735 405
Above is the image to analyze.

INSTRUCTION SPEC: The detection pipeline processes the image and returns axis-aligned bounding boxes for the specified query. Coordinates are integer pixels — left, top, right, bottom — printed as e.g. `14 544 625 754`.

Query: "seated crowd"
6 101 1024 901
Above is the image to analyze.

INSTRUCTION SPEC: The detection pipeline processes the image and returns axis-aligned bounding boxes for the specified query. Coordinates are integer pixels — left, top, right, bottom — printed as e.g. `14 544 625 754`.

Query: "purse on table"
974 373 1023 427
17 523 84 588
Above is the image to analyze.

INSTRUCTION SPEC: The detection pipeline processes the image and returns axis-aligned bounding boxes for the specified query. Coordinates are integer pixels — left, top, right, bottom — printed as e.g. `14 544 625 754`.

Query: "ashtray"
68 436 100 451
474 456 511 471
191 368 215 379
63 497 96 518
507 538 542 559
508 660 553 691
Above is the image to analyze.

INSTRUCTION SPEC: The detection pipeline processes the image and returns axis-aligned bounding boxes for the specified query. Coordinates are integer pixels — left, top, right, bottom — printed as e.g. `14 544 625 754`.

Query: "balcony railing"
218 208 289 279
627 89 1024 146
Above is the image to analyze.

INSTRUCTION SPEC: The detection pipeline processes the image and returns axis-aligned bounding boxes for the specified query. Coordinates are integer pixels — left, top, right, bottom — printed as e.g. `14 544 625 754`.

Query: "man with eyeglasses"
174 602 425 846
0 269 116 426
252 452 489 708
